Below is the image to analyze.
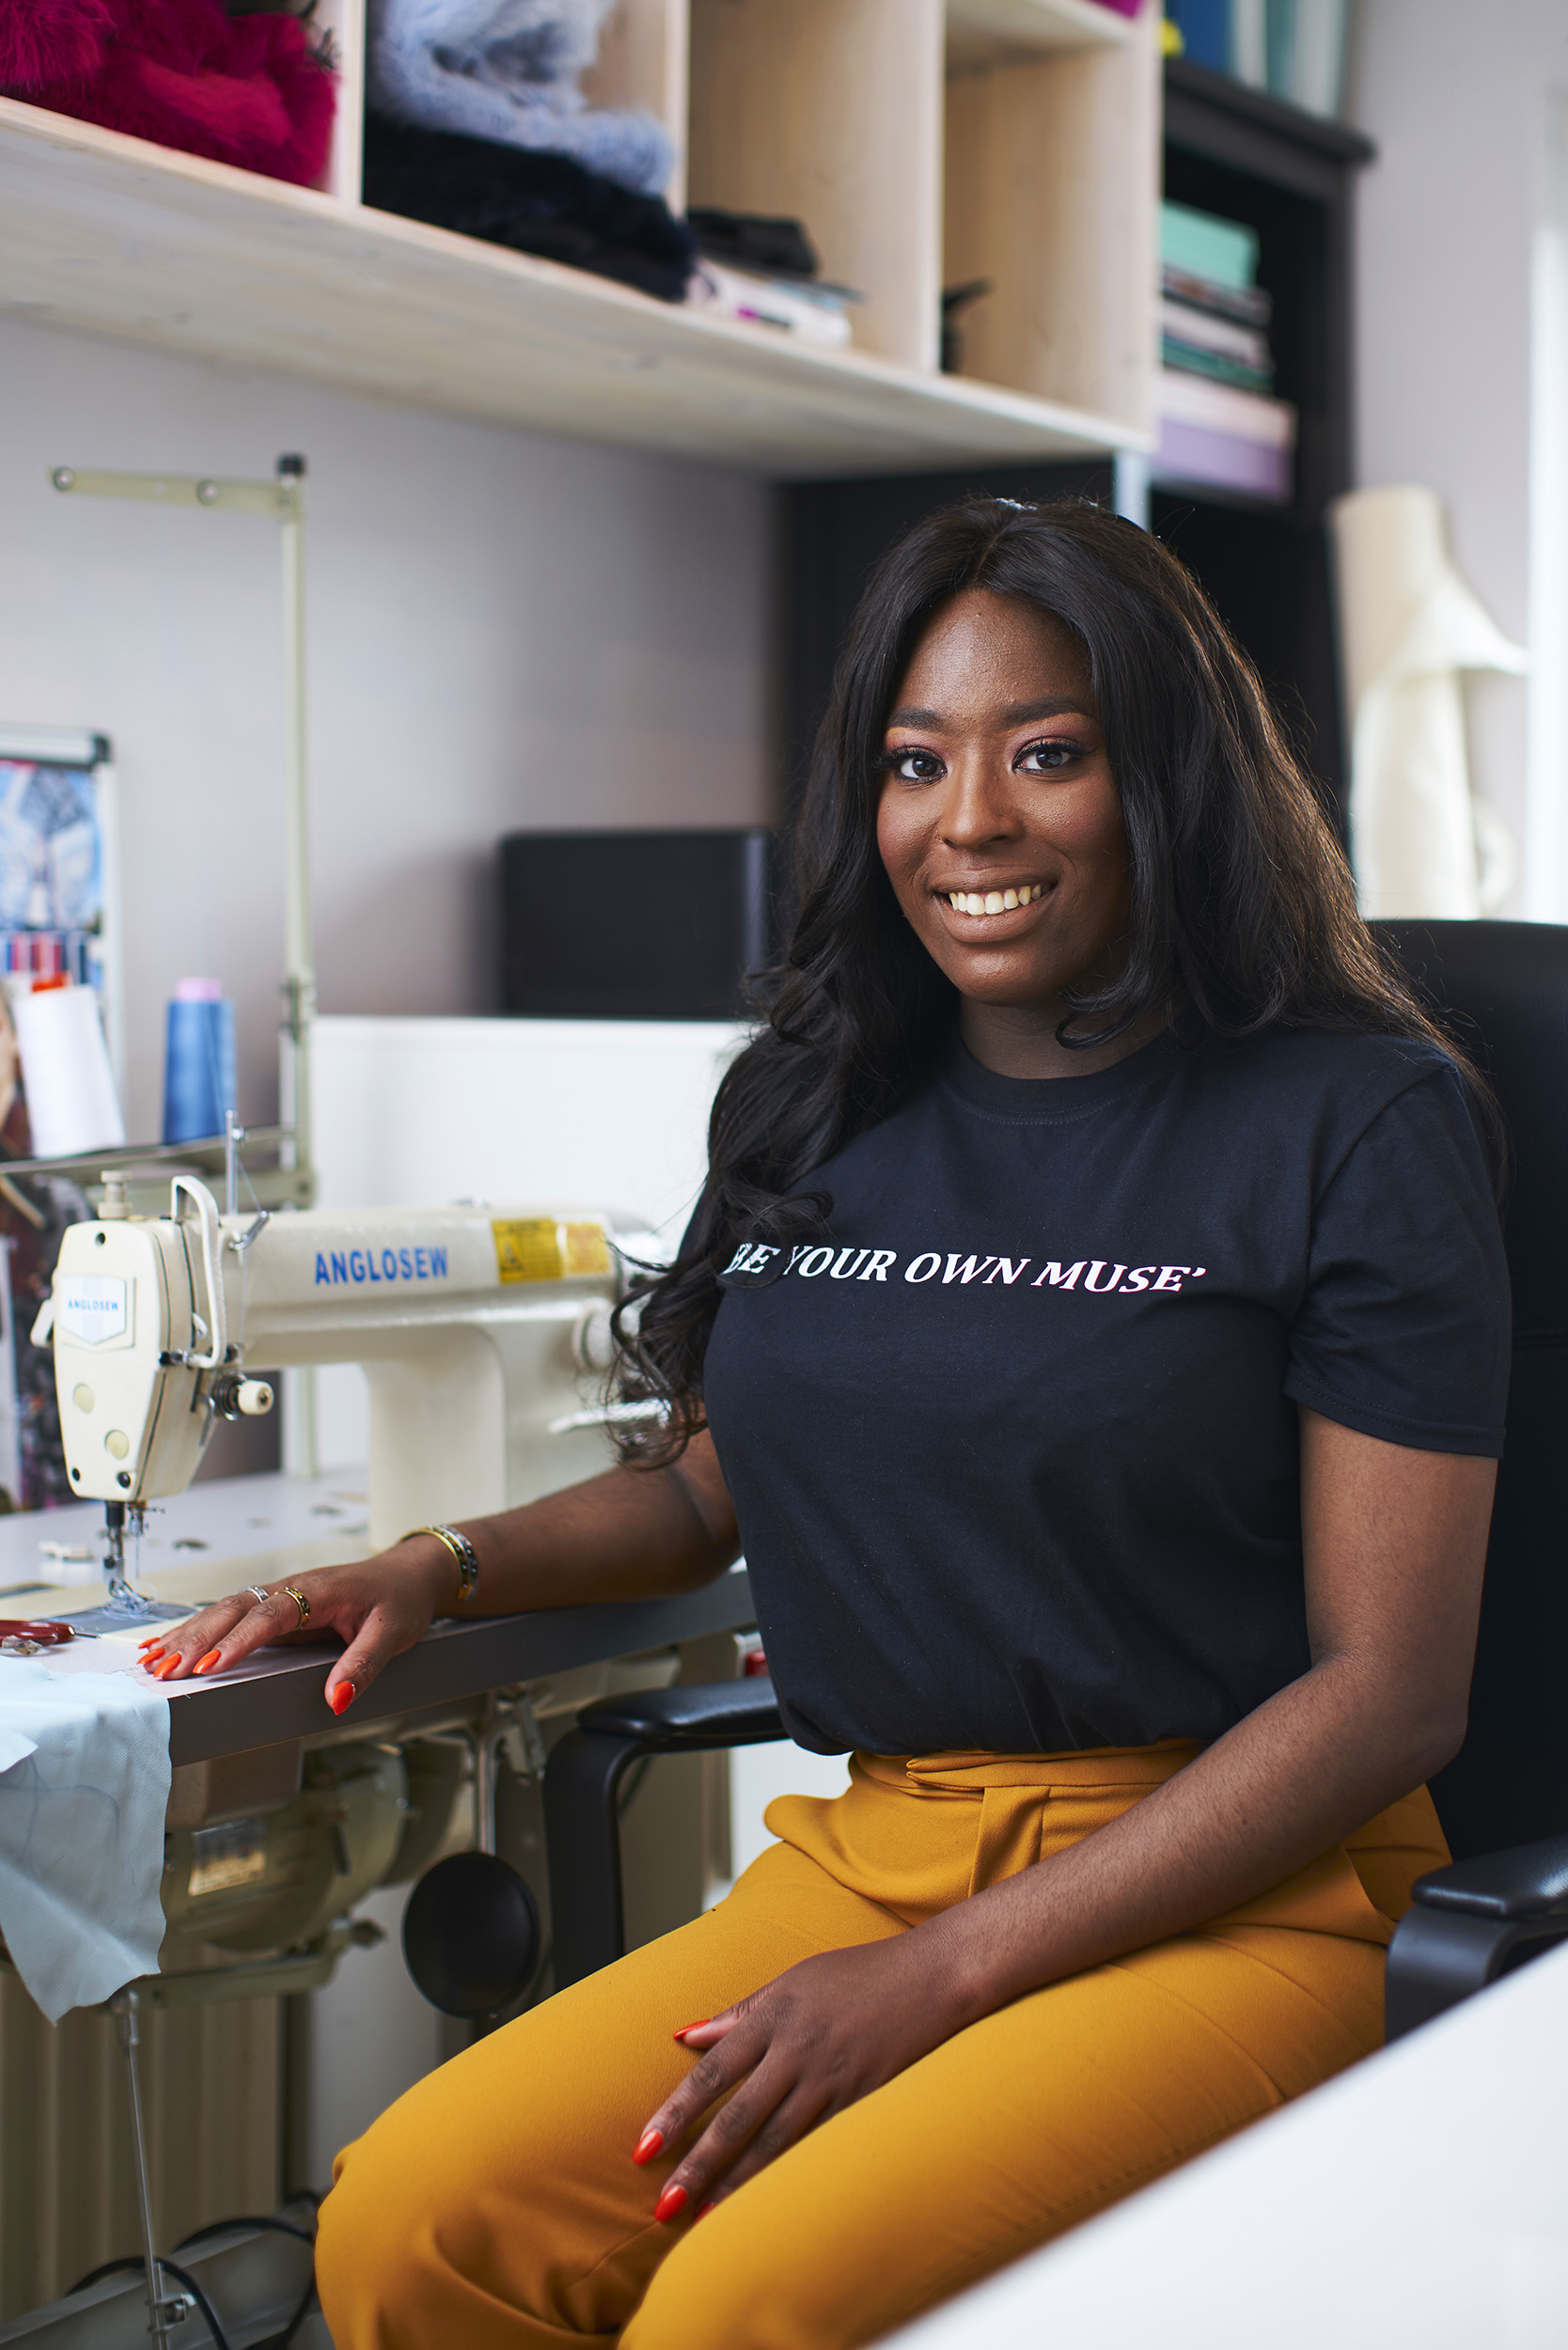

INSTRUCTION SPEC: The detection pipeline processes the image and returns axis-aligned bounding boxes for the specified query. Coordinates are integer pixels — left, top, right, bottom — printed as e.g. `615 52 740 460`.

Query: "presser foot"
103 1571 155 1616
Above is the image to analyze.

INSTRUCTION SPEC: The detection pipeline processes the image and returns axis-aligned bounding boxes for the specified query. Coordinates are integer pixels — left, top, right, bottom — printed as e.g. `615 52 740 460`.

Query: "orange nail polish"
154 1655 180 1679
136 1635 163 1650
140 1645 165 1663
653 2185 687 2224
329 1681 354 1716
672 2019 711 2040
194 1649 223 1676
633 2128 663 2166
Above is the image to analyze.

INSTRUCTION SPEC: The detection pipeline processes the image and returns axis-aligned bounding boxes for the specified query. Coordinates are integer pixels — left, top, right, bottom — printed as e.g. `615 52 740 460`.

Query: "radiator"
0 1640 739 2321
0 1975 281 2322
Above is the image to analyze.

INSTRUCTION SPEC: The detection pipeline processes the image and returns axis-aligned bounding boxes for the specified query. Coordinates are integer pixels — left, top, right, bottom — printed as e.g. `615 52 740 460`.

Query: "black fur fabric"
362 116 697 302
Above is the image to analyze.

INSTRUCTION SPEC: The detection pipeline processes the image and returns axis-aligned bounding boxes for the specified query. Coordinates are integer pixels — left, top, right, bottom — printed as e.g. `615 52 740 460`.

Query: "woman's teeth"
946 885 1043 917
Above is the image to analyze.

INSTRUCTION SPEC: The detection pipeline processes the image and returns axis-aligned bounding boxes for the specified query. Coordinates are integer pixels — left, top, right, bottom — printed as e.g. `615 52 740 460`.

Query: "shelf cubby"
0 0 1162 478
943 10 1158 430
688 0 945 374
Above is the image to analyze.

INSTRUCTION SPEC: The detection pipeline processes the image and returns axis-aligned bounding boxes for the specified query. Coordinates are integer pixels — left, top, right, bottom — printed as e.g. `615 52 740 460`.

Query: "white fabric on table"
0 1660 169 2022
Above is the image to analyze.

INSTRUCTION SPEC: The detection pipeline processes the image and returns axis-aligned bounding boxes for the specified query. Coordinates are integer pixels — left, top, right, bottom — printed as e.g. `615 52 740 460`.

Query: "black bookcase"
1157 61 1374 828
777 60 1373 835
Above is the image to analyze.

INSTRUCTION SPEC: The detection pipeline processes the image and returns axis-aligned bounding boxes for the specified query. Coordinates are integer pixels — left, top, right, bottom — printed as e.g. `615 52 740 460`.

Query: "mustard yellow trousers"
316 1743 1448 2350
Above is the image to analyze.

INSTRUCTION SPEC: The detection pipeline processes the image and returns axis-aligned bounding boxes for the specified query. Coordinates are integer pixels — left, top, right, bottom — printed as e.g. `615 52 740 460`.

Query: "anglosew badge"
56 1275 132 1347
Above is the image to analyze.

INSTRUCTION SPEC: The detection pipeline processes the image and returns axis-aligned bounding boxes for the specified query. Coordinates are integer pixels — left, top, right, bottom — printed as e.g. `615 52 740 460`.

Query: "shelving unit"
948 0 1139 59
1155 61 1373 822
779 55 1373 826
0 0 1159 478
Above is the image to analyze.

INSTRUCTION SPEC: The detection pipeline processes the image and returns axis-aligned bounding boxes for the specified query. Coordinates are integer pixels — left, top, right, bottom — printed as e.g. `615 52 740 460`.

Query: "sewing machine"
24 1167 744 1985
37 1173 636 1602
6 1174 753 2350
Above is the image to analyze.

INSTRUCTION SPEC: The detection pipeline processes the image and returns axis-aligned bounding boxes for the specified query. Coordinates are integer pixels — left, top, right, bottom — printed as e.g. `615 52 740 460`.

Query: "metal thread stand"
109 1987 191 2349
52 453 320 1465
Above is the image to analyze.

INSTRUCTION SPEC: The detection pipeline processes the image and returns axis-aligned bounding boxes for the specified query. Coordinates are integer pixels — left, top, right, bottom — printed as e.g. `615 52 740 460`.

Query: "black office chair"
1373 921 1568 2035
546 923 1568 2033
545 1674 785 1988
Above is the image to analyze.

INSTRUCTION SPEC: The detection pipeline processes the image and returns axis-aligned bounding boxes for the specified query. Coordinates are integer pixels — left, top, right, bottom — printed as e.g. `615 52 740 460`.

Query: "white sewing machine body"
44 1182 627 1552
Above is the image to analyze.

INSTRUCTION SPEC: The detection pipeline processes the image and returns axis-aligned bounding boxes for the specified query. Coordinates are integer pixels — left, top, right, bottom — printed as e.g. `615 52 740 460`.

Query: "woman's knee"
315 2096 434 2314
314 2148 412 2343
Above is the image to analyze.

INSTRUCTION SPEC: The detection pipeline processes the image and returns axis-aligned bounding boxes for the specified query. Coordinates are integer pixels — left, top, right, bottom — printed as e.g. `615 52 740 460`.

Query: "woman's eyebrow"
1000 695 1091 724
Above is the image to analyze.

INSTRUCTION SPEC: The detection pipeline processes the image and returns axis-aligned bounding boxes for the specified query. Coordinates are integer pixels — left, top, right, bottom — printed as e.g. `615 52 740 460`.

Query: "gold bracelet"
403 1522 479 1605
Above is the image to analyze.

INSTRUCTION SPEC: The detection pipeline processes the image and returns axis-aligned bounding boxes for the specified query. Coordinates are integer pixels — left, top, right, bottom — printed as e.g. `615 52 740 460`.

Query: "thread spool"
11 981 125 1159
163 979 236 1146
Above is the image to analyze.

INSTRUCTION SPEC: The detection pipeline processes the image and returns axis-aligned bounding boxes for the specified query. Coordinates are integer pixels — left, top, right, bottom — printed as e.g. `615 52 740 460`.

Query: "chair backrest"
1372 920 1568 1859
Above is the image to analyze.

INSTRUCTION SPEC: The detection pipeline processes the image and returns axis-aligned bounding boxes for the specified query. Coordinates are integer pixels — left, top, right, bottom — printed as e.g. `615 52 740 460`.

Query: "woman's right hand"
134 1536 456 1715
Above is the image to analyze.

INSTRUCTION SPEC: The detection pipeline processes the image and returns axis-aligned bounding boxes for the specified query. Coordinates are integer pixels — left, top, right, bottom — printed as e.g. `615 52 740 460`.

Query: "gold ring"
282 1585 310 1629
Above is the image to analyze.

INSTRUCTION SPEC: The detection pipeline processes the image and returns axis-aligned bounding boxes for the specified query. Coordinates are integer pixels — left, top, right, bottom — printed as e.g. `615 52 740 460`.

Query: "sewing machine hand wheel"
401 1852 541 2021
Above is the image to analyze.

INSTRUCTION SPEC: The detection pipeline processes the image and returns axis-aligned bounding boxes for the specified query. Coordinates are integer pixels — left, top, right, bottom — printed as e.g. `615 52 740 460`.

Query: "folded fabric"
0 0 335 189
0 1659 170 2023
688 210 820 281
362 115 697 303
368 0 671 197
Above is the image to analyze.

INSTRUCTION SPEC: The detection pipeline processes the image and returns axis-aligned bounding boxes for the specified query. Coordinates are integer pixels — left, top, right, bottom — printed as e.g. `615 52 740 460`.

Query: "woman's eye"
1016 739 1083 774
886 746 945 783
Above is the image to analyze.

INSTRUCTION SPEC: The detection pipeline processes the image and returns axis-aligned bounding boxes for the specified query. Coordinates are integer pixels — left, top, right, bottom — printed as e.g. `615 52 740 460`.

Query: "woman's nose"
939 758 1023 846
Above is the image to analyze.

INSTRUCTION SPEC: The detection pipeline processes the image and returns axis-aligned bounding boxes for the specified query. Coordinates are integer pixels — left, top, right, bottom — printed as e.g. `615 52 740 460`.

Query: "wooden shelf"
947 0 1136 66
0 95 1149 479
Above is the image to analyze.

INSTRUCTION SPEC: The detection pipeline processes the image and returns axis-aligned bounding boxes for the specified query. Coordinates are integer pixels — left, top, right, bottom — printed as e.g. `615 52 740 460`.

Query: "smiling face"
875 587 1144 1078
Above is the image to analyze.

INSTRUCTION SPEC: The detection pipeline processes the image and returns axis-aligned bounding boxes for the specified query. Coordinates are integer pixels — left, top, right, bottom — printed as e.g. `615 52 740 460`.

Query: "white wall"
1347 1 1568 898
0 319 775 1142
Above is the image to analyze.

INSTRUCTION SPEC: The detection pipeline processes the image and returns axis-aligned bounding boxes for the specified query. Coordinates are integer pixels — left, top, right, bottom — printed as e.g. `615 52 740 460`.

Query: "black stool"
544 1676 785 1988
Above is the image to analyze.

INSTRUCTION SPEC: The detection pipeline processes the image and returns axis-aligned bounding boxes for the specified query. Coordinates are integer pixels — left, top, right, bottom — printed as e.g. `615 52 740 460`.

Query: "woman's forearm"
140 1434 743 1699
923 1418 1493 2028
432 1436 742 1617
924 1653 1457 2029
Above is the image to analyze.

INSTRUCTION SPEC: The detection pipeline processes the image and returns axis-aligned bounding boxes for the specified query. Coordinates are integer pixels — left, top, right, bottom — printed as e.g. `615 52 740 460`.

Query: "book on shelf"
1161 198 1259 292
1162 265 1271 329
1160 306 1272 394
1159 298 1271 372
1155 198 1294 501
1163 0 1349 119
1157 368 1296 501
685 260 855 348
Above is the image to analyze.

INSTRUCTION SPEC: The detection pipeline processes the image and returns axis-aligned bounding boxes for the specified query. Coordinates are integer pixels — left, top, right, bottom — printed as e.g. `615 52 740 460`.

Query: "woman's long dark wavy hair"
611 496 1492 1465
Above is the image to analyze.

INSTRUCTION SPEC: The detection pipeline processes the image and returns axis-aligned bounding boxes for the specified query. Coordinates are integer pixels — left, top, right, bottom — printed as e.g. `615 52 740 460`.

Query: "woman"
146 499 1510 2350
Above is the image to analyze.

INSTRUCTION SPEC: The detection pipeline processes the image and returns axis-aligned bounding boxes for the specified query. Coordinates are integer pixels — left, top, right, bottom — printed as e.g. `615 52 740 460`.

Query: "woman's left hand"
634 1932 972 2220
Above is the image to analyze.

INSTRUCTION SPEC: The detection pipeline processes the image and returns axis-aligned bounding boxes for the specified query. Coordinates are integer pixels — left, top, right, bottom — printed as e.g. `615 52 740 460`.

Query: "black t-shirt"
701 1025 1511 1759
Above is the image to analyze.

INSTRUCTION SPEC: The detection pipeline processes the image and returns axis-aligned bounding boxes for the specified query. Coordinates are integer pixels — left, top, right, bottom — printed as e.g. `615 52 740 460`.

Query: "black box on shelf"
499 828 778 1020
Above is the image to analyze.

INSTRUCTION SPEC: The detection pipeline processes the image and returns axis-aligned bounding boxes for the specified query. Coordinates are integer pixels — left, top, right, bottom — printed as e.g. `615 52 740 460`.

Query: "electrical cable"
174 2214 315 2249
263 2262 318 2350
173 2209 320 2349
66 2254 233 2350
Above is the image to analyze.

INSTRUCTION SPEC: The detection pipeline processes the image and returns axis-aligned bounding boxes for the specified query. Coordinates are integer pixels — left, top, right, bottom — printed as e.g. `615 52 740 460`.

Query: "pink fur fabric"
0 0 336 188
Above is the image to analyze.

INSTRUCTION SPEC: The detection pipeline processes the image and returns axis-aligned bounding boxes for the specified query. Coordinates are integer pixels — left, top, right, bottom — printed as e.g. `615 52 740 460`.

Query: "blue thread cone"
163 985 235 1145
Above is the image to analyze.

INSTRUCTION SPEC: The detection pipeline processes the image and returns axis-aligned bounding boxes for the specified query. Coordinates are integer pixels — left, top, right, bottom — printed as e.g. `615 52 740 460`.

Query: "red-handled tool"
0 1620 76 1645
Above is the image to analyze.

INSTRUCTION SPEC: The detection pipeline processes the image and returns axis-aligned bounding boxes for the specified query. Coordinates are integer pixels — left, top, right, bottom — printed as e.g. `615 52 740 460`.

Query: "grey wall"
1347 0 1568 893
0 320 775 1142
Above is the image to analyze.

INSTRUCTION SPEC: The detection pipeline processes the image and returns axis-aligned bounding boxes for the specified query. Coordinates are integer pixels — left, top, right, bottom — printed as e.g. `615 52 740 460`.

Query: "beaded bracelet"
403 1522 479 1605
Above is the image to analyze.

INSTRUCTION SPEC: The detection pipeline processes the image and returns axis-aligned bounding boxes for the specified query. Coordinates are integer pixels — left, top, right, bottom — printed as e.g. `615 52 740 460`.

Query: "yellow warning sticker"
493 1217 563 1284
563 1221 612 1277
